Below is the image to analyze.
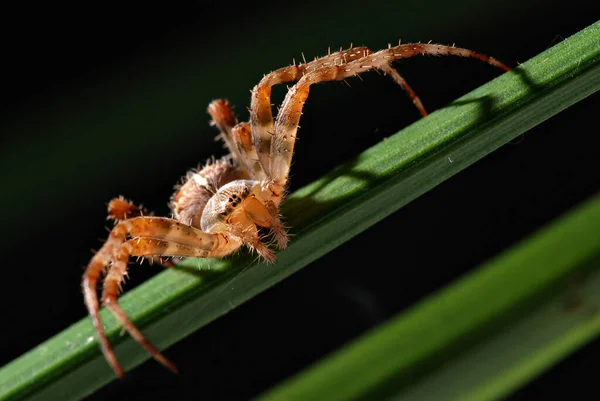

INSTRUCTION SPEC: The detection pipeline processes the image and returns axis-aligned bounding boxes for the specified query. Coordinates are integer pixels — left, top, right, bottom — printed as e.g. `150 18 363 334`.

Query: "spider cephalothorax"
83 41 511 377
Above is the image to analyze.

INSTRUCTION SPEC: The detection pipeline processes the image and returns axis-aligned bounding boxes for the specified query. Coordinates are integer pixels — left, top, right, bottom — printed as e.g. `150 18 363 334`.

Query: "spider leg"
107 196 150 221
252 46 430 180
225 212 276 262
81 200 160 378
107 196 178 267
378 64 428 117
208 99 270 181
231 122 267 180
207 99 251 172
83 249 121 375
100 238 219 374
83 216 236 377
241 194 288 250
250 47 373 175
262 199 288 249
269 43 511 183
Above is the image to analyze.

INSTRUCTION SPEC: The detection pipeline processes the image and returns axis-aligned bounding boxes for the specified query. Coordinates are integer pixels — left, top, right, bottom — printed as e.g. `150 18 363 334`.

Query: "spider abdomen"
171 157 246 228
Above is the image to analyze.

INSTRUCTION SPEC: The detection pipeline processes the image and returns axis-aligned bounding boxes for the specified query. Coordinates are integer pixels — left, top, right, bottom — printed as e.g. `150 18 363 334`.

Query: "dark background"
1 1 599 400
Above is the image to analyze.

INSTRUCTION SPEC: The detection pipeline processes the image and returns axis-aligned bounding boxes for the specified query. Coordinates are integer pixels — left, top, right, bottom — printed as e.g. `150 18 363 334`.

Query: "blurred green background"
1 1 599 399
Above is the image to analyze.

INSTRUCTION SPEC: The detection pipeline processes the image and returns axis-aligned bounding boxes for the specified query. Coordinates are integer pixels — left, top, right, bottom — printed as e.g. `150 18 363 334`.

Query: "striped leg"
265 199 288 249
251 46 382 175
231 122 267 180
207 99 253 174
107 196 176 266
83 217 232 377
100 238 219 375
107 196 150 221
269 43 511 183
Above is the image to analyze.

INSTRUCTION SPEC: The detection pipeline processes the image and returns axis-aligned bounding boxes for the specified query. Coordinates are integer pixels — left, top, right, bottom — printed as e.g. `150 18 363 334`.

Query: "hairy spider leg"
83 216 234 377
219 210 276 261
108 196 177 266
231 122 267 180
250 47 359 175
207 99 249 172
208 100 267 180
251 46 429 179
107 196 150 221
250 47 369 171
269 43 511 182
262 196 288 249
241 188 288 251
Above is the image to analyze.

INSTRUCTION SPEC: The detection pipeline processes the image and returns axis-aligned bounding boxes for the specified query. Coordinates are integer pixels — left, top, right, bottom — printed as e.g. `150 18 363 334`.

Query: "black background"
1 1 599 400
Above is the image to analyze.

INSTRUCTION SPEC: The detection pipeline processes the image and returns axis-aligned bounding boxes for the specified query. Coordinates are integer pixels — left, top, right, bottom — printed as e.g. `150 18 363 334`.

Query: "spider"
83 41 511 377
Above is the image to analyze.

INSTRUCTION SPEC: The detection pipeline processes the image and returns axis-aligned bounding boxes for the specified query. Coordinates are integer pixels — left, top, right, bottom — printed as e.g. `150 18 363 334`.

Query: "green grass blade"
1 20 599 401
255 186 600 401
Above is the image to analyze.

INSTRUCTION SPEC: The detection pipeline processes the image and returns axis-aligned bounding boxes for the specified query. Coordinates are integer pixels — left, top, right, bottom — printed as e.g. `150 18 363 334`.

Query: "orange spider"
83 41 511 377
